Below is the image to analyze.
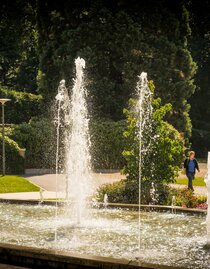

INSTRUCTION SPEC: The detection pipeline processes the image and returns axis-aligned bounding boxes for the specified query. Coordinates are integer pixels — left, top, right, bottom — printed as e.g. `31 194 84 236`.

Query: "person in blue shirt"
184 151 200 191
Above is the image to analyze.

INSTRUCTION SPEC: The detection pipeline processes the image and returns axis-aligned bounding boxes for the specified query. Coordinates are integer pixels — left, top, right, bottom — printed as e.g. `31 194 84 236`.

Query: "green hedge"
96 180 173 205
0 85 43 124
90 120 126 170
0 134 24 174
10 118 56 169
10 118 126 170
96 181 207 208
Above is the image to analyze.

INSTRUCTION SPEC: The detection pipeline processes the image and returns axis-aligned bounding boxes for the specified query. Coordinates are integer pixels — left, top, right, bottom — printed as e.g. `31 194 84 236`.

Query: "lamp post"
0 99 11 176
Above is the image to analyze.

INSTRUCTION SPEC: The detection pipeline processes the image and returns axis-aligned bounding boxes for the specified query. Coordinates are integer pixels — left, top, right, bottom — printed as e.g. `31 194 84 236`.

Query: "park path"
0 162 207 200
0 172 125 200
24 162 207 197
25 172 124 192
169 184 206 196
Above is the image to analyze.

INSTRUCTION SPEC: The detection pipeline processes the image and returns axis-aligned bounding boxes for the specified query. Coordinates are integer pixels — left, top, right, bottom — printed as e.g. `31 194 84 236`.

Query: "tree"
37 0 196 141
0 0 39 93
187 0 210 157
122 82 184 204
0 0 42 124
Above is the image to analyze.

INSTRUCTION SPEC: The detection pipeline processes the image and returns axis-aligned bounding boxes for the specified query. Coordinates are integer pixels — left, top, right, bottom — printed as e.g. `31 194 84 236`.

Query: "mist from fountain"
135 72 153 255
55 57 92 225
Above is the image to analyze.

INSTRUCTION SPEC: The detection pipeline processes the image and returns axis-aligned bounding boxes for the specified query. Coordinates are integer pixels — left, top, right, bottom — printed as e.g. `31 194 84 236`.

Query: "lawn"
175 177 206 186
0 175 40 193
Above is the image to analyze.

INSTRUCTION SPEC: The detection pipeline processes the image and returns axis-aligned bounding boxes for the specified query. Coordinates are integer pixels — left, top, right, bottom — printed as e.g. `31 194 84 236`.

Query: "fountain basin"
0 202 209 269
0 243 175 269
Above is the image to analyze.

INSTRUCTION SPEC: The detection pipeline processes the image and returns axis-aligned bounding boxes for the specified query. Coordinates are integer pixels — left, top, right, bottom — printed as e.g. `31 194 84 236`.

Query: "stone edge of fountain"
0 242 190 269
0 198 206 215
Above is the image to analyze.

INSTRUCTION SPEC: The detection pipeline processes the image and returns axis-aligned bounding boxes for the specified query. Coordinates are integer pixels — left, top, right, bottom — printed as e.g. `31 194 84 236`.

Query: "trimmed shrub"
90 120 126 170
96 180 126 203
10 118 126 170
96 182 207 208
96 180 174 205
10 118 56 169
0 134 24 174
0 85 43 124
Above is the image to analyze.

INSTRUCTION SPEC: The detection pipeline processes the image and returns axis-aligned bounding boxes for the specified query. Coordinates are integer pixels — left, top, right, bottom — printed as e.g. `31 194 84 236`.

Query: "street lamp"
0 99 11 176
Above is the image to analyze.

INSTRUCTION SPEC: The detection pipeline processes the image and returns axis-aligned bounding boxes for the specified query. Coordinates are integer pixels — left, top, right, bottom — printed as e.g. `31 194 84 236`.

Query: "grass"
0 175 40 193
175 177 206 186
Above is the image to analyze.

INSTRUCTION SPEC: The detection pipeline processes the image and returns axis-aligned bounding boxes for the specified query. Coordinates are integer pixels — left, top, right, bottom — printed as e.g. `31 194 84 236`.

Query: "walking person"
184 151 200 191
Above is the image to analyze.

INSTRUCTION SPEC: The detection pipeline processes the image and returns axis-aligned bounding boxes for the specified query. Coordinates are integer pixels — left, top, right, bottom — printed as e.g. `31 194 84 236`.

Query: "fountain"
0 61 210 269
55 57 92 224
136 72 154 206
149 182 158 205
135 72 153 255
171 195 176 214
103 193 108 209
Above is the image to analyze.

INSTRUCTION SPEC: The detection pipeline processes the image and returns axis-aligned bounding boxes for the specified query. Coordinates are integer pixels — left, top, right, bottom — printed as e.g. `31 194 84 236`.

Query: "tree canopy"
0 0 209 159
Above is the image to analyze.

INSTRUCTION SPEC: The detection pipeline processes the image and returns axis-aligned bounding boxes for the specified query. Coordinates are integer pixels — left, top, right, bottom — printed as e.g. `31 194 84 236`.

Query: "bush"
90 120 126 170
10 118 126 170
10 118 56 169
97 182 207 209
0 85 43 124
166 188 207 208
0 134 24 174
96 180 173 205
96 180 126 203
172 188 197 208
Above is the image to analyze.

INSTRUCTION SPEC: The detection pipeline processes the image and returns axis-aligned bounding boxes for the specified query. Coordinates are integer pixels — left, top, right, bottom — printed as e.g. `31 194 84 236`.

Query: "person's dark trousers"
187 172 195 191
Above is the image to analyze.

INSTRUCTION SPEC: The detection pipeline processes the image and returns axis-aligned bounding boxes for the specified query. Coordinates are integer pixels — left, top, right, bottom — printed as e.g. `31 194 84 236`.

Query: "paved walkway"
0 171 207 201
26 172 124 192
0 191 65 200
0 172 125 200
170 184 207 196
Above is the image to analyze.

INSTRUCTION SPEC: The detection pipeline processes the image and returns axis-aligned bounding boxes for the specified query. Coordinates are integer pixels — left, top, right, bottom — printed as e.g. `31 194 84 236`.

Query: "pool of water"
0 203 209 268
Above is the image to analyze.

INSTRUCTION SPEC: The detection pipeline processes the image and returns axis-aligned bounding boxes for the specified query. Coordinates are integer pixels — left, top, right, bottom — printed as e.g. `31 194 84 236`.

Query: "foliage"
0 0 39 93
163 187 207 208
0 85 43 124
0 175 39 193
188 0 210 157
96 182 207 209
90 120 126 170
171 188 207 208
122 94 184 204
196 195 207 205
96 180 173 205
10 118 126 170
10 118 56 169
0 134 24 174
1 0 209 168
173 188 197 208
0 0 41 125
37 0 196 139
96 180 126 203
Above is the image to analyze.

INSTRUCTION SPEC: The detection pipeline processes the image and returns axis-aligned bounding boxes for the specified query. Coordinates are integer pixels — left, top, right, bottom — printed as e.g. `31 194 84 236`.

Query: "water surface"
0 203 209 269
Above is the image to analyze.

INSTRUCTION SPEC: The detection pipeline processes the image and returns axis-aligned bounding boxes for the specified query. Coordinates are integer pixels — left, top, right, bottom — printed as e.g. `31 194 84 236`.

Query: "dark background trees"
187 0 210 157
36 0 197 139
0 0 210 168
